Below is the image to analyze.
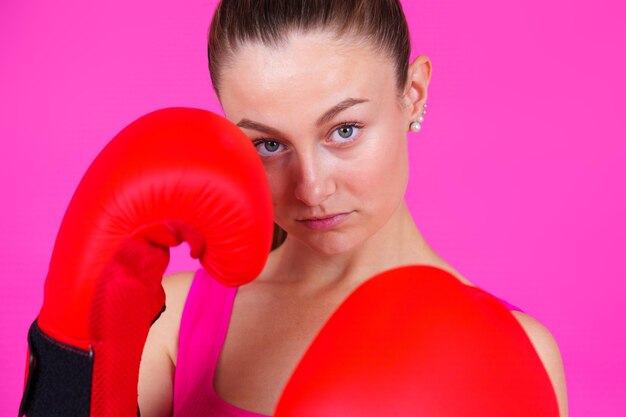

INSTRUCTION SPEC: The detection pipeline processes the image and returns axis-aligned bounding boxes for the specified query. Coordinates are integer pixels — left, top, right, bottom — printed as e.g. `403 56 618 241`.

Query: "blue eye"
330 123 361 144
253 140 284 157
338 125 354 138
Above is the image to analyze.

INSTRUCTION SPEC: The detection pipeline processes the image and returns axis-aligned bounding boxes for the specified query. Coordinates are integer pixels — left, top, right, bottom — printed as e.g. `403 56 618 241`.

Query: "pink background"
1 0 624 415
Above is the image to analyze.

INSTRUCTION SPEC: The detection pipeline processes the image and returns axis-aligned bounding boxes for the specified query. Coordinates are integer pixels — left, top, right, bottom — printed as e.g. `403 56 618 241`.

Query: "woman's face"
219 31 413 255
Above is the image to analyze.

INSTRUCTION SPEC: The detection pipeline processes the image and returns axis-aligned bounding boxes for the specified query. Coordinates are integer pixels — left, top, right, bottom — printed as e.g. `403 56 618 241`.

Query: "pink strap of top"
173 268 524 417
173 268 269 417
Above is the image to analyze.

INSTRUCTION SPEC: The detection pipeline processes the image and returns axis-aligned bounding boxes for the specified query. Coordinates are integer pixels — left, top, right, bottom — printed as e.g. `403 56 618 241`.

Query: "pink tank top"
172 268 524 417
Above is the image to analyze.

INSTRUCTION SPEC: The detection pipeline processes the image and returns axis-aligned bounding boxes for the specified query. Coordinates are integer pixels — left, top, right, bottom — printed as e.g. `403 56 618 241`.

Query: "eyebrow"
236 97 369 137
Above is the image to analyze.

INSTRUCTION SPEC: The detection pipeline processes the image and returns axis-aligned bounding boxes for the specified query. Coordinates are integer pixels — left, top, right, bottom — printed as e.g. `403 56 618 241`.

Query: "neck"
268 201 438 293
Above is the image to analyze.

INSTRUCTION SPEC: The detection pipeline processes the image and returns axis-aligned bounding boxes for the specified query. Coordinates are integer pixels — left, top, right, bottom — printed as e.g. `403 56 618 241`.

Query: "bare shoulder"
158 270 196 364
510 311 569 417
161 270 195 297
137 271 195 417
418 259 476 287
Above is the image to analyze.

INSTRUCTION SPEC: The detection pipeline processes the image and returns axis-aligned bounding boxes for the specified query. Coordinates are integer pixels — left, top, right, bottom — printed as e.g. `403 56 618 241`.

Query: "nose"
293 151 335 207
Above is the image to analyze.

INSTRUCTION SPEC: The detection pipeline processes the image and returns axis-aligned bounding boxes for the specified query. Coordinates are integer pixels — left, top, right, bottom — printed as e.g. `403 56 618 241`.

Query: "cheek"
346 131 408 203
263 168 290 212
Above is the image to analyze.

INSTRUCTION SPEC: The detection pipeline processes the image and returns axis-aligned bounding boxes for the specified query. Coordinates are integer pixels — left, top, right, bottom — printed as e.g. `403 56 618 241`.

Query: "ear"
402 55 432 122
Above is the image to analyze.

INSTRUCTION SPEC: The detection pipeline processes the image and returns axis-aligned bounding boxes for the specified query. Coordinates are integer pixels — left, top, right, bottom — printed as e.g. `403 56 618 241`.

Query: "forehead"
218 30 397 122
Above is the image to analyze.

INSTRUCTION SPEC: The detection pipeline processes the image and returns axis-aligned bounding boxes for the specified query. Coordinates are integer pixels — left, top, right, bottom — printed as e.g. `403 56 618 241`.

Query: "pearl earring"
409 103 427 133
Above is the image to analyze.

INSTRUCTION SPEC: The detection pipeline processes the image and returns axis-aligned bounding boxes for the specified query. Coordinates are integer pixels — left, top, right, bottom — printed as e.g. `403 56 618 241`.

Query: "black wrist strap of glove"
18 319 93 417
18 316 153 417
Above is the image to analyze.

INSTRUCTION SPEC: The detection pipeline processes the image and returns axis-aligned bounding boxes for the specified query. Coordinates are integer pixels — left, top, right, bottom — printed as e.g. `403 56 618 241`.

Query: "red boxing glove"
275 265 559 416
19 107 273 417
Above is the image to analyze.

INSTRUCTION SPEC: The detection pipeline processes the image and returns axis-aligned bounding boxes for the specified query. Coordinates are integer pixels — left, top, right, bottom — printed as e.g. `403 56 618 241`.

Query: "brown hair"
208 0 412 249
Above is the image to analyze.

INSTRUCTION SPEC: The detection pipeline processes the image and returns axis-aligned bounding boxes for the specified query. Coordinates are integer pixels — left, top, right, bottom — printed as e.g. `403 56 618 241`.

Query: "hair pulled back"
208 0 411 96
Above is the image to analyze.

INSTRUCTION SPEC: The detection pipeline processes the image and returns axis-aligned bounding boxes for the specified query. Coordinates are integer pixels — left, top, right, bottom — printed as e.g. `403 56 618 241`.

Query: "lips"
297 212 352 231
299 213 344 221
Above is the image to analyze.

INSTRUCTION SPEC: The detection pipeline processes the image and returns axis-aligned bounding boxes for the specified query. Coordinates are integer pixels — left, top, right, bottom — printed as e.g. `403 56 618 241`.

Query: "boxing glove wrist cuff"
19 319 93 417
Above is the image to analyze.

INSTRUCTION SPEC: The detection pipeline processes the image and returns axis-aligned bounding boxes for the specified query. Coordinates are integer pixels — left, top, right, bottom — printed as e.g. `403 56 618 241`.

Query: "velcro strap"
19 319 93 417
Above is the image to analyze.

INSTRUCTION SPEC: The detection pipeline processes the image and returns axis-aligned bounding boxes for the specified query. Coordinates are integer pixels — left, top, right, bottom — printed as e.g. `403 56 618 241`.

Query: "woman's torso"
171 266 362 416
169 266 523 417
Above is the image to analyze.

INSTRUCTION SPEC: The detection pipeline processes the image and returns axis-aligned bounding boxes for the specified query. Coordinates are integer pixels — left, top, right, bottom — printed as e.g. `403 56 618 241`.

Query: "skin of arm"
138 272 194 417
511 311 569 417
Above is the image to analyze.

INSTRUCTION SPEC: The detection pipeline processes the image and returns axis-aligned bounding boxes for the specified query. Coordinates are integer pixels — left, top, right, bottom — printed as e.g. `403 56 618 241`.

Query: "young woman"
138 1 568 416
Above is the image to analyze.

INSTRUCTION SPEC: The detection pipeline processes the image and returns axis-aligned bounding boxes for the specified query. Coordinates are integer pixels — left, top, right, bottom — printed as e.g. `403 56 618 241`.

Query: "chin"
301 232 364 256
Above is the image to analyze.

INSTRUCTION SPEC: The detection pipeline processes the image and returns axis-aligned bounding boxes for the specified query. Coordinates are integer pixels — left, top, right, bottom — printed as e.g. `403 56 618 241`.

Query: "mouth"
296 212 352 231
299 213 344 221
